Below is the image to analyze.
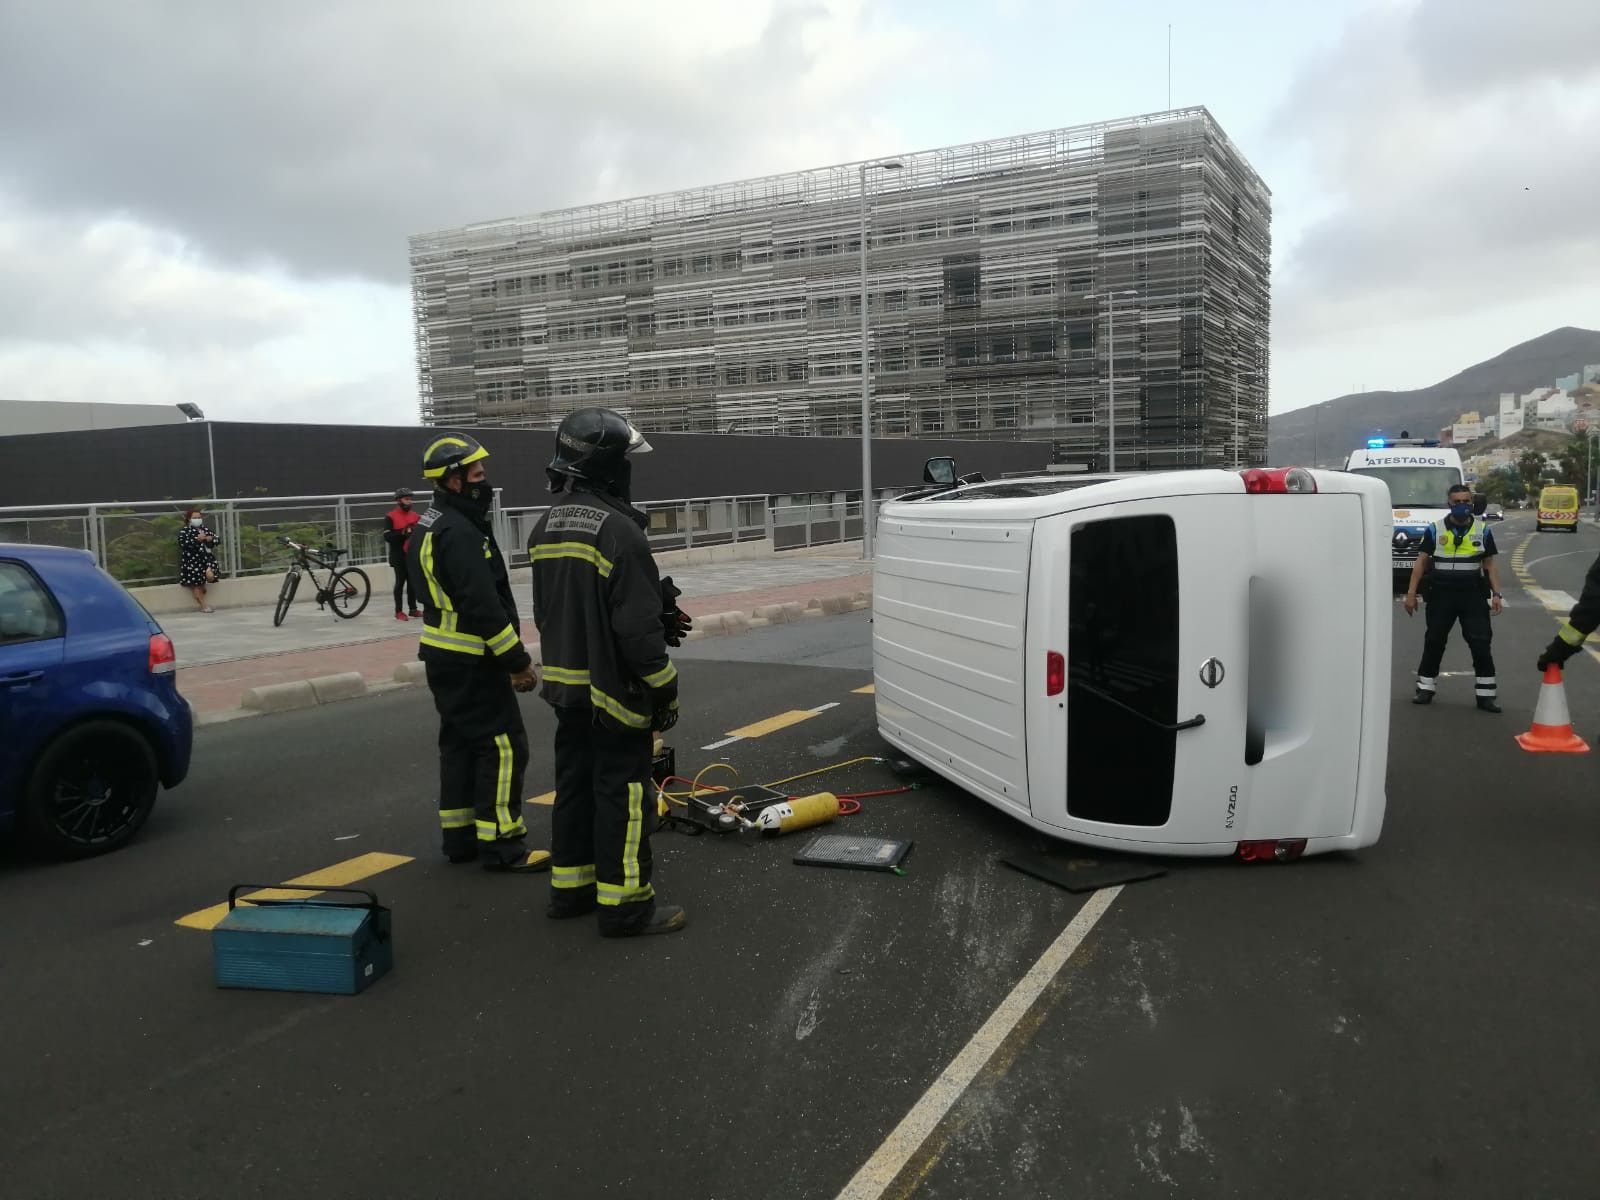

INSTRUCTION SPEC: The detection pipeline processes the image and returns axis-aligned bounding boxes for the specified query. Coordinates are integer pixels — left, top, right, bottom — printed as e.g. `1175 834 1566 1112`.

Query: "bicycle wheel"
272 569 301 627
329 567 370 619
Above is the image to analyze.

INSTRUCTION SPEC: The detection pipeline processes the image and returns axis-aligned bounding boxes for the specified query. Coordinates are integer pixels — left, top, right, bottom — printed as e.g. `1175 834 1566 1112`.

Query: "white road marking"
701 735 744 751
1528 588 1577 614
1524 550 1593 571
834 886 1123 1200
810 702 842 714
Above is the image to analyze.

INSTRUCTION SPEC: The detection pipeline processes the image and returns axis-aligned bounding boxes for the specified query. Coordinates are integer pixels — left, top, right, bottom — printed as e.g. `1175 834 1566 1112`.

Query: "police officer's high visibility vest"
1429 517 1489 579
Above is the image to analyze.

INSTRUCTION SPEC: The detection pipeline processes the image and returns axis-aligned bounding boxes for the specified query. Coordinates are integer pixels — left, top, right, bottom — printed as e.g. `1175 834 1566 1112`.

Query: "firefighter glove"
652 702 679 733
1537 637 1580 672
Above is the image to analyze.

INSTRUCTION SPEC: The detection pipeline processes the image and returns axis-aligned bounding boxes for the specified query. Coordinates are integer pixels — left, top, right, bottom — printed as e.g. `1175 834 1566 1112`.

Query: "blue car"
0 544 193 858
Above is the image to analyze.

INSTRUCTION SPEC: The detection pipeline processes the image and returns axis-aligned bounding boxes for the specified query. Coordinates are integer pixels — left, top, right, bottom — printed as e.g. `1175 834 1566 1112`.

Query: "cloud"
1271 0 1600 345
0 196 310 350
0 0 936 285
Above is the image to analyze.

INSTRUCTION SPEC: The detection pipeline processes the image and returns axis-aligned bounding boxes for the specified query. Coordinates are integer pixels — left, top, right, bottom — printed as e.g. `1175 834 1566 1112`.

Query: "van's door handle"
1 670 45 688
1070 681 1206 733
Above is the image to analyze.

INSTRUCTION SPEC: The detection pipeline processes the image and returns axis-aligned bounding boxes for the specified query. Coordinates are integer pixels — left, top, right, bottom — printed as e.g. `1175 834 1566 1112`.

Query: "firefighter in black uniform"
408 433 548 873
530 408 692 936
1403 482 1504 712
1537 549 1600 672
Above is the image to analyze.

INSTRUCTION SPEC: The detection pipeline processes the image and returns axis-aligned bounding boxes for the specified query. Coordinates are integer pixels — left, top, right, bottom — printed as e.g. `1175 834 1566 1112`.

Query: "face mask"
399 498 411 509
189 517 204 527
462 477 493 511
1449 502 1472 519
611 459 633 504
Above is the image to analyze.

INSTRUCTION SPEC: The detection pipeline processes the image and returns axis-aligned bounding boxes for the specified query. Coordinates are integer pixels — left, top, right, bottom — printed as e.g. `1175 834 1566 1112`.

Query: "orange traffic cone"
1515 665 1591 754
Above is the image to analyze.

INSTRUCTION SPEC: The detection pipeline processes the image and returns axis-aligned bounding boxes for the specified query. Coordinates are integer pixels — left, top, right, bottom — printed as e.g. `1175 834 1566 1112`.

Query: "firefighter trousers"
425 657 529 862
1417 586 1496 700
549 706 656 931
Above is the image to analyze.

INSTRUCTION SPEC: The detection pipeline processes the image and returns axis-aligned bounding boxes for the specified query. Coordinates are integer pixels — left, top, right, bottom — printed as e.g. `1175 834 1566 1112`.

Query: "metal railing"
0 493 407 588
1 486 924 586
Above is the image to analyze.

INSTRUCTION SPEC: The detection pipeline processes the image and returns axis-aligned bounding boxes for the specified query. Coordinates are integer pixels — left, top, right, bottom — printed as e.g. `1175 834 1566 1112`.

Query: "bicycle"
272 537 371 627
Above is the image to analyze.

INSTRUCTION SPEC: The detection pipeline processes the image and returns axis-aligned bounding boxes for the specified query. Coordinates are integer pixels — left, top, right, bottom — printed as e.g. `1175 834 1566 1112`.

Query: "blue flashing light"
1367 438 1387 449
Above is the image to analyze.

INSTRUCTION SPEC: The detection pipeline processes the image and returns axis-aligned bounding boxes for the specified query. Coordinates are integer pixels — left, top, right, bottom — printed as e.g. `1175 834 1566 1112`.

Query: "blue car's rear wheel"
22 720 159 858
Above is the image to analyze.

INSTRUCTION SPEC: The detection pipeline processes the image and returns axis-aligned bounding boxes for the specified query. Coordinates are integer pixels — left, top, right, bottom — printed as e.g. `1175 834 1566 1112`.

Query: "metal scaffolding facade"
409 107 1270 469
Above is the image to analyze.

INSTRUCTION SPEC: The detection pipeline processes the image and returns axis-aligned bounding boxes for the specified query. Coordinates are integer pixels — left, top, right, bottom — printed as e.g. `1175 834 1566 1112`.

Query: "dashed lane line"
175 851 414 931
700 701 844 752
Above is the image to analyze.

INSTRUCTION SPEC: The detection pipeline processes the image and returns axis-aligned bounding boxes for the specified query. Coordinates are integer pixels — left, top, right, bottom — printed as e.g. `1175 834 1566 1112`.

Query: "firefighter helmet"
547 408 651 486
421 433 488 481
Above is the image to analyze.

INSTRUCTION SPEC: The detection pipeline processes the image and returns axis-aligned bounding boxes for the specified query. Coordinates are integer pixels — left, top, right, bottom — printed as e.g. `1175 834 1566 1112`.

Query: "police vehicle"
1341 437 1466 587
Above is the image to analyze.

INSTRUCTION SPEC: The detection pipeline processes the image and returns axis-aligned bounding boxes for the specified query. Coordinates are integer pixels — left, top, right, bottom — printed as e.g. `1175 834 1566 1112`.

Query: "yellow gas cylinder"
755 792 841 834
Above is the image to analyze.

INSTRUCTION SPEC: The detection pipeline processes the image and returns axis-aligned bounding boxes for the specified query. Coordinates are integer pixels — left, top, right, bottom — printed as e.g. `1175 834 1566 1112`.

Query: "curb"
200 588 872 727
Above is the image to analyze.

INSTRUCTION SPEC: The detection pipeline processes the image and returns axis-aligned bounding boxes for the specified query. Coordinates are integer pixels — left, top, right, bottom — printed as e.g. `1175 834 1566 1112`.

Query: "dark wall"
0 422 215 506
2 421 1051 508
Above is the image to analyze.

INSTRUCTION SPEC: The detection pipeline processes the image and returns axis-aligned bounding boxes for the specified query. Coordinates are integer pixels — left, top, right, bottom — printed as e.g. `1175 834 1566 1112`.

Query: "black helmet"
548 408 651 486
395 487 414 501
421 433 488 482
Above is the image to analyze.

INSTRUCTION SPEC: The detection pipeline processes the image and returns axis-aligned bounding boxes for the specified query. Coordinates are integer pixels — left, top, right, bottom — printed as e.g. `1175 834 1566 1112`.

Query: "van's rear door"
1027 489 1366 847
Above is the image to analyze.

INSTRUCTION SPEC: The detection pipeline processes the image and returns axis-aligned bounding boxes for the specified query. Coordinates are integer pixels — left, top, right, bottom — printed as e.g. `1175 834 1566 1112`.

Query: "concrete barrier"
308 672 367 704
393 660 428 684
240 680 318 714
719 611 750 635
819 595 855 615
752 603 791 625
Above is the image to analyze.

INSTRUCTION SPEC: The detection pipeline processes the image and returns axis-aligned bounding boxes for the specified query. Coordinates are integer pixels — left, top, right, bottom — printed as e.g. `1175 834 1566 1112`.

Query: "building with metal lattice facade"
410 106 1270 470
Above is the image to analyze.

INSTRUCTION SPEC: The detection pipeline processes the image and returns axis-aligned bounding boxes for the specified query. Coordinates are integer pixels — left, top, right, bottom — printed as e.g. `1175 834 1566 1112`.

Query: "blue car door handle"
1 670 45 687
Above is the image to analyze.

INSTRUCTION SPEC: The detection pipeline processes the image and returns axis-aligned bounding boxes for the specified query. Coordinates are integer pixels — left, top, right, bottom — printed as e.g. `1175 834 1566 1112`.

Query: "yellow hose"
760 756 883 791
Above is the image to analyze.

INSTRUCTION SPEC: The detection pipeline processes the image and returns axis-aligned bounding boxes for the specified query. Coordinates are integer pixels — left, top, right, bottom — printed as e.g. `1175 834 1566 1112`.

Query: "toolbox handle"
227 884 383 911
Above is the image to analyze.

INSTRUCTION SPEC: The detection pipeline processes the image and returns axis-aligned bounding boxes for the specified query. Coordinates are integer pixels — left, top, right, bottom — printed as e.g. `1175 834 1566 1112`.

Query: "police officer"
1536 549 1600 673
1403 482 1504 711
530 408 690 937
408 433 548 872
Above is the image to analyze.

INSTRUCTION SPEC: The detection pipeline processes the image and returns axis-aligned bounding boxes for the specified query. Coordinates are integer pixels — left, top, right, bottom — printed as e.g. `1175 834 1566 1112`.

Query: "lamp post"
859 158 903 560
1084 290 1137 472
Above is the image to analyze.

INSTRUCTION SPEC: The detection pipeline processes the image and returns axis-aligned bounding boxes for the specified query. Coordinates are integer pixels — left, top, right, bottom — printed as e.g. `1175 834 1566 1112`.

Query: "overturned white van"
872 467 1391 860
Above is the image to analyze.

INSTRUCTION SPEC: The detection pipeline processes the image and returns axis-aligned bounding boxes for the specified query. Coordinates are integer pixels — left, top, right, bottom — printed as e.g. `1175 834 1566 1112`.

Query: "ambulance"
871 465 1391 860
1341 437 1466 588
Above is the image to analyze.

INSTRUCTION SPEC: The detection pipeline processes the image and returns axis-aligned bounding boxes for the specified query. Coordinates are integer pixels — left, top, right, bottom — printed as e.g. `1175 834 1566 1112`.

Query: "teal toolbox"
212 885 393 995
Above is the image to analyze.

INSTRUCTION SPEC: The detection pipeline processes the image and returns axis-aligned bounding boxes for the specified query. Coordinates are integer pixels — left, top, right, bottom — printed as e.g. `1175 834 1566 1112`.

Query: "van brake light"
1241 467 1317 495
1046 651 1065 696
149 633 177 675
1236 838 1307 863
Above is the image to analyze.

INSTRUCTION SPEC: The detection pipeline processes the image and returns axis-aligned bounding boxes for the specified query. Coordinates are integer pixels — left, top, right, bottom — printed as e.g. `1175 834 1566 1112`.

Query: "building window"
1067 330 1094 357
885 289 908 312
509 380 527 404
692 253 713 274
994 404 1019 428
949 215 976 237
1028 333 1057 359
748 248 773 265
667 368 688 389
553 323 575 344
529 274 547 292
917 345 944 369
634 261 655 283
695 364 715 388
663 258 685 277
920 409 945 433
953 340 979 367
1029 276 1054 296
579 265 600 289
992 336 1016 363
957 406 980 430
725 365 747 386
1066 273 1092 293
721 250 741 271
637 370 660 390
882 346 908 373
503 277 524 297
785 360 807 382
917 289 941 309
691 306 713 329
816 297 840 319
815 239 838 257
991 283 1017 301
633 314 656 338
916 222 939 241
478 280 498 298
558 380 579 396
607 262 627 285
553 271 571 290
756 362 778 384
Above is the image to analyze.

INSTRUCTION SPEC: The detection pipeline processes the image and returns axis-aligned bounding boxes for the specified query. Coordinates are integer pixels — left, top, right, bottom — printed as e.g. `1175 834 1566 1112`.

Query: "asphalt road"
3 525 1598 1199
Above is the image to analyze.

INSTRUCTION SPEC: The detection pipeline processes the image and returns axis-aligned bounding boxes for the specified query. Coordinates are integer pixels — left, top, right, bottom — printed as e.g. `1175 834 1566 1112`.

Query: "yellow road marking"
727 709 824 739
853 684 876 695
175 851 414 931
528 791 555 806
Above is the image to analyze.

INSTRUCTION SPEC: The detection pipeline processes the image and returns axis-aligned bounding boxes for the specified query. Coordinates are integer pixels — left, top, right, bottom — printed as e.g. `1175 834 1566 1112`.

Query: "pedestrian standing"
530 408 692 937
407 434 547 873
384 488 422 621
177 508 221 613
1403 483 1504 712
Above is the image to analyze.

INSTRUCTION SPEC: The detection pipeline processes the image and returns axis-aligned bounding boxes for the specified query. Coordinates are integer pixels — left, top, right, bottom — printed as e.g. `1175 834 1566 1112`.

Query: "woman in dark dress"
177 507 221 612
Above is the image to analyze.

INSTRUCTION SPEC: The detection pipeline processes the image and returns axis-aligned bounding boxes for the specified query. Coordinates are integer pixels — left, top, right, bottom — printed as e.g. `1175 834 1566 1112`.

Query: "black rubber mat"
793 834 914 873
999 852 1167 893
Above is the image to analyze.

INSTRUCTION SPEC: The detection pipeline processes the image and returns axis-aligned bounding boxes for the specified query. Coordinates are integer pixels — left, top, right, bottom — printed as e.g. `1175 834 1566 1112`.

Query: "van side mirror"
923 457 957 486
1472 492 1488 516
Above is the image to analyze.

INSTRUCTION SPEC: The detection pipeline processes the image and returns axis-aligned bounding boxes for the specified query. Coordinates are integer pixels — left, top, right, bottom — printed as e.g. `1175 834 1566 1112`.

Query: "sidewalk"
174 552 873 718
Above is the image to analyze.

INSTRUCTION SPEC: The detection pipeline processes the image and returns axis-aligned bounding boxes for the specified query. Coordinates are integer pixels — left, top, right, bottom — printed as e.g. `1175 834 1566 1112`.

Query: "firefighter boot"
599 903 687 939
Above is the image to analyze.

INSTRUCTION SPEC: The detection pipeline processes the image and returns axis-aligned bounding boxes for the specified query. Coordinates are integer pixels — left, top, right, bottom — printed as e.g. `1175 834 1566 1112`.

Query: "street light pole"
859 159 902 560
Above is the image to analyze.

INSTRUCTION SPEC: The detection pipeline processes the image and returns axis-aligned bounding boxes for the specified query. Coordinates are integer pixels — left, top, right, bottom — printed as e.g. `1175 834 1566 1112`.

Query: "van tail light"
1240 467 1317 495
1046 651 1065 696
149 633 177 676
1236 838 1307 863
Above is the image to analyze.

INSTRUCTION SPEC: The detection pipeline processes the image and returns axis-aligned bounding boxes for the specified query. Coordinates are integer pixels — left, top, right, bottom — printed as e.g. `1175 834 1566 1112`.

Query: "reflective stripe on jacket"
530 485 677 732
406 493 531 673
1428 517 1489 579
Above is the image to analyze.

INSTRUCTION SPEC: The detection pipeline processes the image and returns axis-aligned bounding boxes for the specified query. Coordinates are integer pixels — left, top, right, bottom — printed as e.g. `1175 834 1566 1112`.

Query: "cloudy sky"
0 0 1595 425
